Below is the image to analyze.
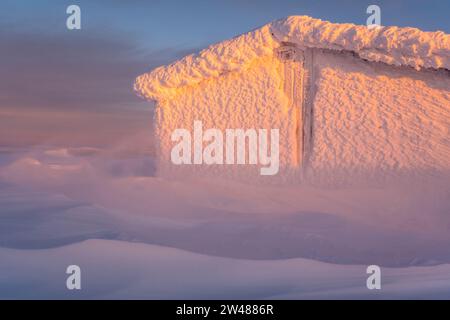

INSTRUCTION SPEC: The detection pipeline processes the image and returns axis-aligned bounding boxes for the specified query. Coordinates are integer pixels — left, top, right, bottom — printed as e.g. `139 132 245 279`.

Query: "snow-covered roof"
135 16 450 101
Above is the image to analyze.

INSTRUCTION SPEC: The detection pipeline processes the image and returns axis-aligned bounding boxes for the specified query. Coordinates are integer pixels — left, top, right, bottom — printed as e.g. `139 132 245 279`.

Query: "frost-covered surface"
307 50 450 184
272 16 450 71
135 15 450 100
135 16 450 184
153 55 298 180
134 24 276 101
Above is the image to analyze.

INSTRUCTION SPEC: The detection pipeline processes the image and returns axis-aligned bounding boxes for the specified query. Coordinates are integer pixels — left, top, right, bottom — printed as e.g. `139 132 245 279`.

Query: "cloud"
0 25 201 147
0 28 192 112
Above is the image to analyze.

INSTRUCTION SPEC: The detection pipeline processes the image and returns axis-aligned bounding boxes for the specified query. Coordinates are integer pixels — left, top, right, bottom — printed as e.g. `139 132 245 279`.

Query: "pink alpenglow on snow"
170 121 280 176
135 16 450 184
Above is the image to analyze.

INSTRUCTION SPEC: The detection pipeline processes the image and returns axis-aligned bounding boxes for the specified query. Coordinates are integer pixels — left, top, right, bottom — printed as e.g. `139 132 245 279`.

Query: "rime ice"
135 15 450 184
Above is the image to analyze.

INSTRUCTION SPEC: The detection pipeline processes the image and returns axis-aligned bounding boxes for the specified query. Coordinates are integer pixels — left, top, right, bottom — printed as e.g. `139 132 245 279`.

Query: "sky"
1 0 449 147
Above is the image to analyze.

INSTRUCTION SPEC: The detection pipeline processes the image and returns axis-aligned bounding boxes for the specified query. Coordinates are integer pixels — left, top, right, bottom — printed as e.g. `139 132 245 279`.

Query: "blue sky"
1 0 448 146
3 1 449 48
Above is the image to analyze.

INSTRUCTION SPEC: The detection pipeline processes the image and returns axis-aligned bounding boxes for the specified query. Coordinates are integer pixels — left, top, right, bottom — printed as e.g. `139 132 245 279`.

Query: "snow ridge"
135 15 449 101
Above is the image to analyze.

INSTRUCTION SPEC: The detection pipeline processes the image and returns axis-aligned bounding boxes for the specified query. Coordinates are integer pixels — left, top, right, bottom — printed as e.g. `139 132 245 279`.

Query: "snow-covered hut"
135 16 450 183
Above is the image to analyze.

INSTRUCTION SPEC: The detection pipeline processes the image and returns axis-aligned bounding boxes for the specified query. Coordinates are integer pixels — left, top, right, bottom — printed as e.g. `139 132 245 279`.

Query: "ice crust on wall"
308 50 450 183
135 15 450 100
153 55 297 180
134 15 450 184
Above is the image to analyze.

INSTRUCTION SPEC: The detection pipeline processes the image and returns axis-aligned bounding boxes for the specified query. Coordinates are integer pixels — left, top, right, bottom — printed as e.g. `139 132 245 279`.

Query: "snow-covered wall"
154 55 298 180
307 49 450 184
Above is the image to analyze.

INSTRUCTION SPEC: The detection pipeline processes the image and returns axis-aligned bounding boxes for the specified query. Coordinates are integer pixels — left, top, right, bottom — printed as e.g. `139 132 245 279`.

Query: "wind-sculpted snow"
2 145 450 298
2 147 450 266
4 239 450 299
272 16 450 71
135 16 449 100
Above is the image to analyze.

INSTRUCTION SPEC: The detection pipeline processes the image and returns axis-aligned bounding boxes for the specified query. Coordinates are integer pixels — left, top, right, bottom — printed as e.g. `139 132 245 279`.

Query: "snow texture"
1 144 450 299
4 238 450 299
135 15 450 101
134 16 450 184
307 49 450 184
152 55 297 180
